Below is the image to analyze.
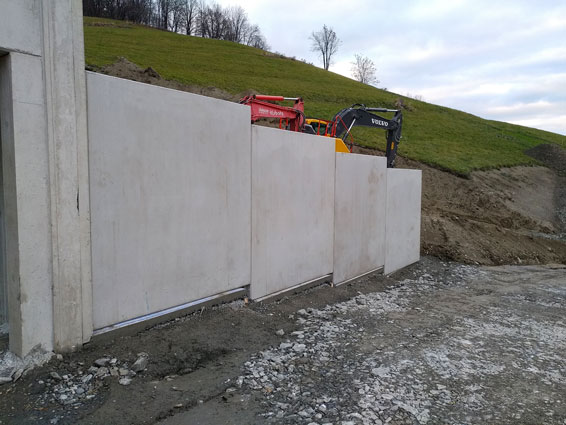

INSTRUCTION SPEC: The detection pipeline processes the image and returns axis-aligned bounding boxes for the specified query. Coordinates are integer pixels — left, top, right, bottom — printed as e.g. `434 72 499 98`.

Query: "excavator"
239 95 403 168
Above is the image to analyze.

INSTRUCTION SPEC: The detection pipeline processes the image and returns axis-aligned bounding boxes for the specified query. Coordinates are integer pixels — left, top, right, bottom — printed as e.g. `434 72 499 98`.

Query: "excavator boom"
331 104 402 167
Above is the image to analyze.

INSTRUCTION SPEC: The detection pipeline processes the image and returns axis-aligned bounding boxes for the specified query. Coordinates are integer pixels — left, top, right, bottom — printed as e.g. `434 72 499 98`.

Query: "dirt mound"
90 57 238 102
526 143 566 176
416 161 566 265
353 146 566 266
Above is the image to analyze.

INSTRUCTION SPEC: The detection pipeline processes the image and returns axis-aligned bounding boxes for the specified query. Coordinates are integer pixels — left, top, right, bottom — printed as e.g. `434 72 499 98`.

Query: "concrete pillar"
0 0 92 356
42 0 92 352
0 53 54 355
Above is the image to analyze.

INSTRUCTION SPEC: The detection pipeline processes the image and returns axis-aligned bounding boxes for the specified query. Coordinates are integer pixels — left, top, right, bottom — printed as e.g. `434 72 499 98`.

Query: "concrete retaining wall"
87 73 252 329
250 126 335 299
384 169 422 274
0 1 422 354
87 75 421 317
333 154 387 285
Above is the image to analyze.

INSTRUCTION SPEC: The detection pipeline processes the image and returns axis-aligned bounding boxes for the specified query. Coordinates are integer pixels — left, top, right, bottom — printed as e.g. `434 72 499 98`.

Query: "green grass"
84 17 566 175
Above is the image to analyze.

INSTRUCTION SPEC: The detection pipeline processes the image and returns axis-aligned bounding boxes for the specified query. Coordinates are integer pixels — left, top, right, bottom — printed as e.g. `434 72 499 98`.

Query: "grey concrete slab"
87 73 252 329
333 154 387 285
384 169 422 274
250 126 335 300
42 0 92 351
0 0 42 56
0 53 54 355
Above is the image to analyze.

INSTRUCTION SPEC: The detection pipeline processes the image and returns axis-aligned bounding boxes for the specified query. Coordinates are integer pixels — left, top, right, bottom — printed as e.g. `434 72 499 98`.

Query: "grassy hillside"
84 17 566 175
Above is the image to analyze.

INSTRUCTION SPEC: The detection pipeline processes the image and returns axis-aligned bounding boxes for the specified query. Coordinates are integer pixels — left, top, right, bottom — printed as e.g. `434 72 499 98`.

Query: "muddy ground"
1 258 565 424
1 59 565 424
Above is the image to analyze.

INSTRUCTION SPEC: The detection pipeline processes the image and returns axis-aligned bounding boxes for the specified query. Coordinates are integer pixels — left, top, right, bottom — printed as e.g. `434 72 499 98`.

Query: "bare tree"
225 6 248 43
351 54 379 85
183 0 198 35
309 25 340 70
83 0 269 48
169 0 186 33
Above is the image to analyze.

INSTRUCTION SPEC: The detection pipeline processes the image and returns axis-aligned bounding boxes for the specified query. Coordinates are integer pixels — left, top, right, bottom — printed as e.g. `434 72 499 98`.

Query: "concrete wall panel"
87 73 251 329
250 126 335 299
384 169 422 274
0 53 54 353
333 154 387 285
0 0 42 55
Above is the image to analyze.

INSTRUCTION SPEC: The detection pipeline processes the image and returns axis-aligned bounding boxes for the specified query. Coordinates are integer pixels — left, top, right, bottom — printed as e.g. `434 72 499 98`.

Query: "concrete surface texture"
87 72 252 329
250 126 335 299
0 0 90 356
384 169 422 274
0 0 42 56
333 153 387 285
0 52 53 356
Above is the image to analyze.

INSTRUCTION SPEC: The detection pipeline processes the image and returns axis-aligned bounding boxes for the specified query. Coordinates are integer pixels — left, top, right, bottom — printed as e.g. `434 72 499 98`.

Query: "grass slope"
84 17 566 175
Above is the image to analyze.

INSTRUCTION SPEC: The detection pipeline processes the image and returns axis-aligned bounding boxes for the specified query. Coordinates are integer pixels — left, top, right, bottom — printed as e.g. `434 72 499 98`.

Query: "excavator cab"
305 118 351 153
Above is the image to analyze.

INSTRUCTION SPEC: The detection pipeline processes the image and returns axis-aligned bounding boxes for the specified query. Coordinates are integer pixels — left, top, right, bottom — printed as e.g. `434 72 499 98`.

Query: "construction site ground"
1 63 566 424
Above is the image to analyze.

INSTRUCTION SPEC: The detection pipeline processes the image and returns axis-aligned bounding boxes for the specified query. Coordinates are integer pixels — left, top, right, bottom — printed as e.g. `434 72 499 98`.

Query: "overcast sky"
216 0 566 135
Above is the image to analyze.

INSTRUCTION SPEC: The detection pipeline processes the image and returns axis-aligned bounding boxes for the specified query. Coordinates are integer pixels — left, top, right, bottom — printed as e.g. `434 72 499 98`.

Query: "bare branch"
351 54 379 85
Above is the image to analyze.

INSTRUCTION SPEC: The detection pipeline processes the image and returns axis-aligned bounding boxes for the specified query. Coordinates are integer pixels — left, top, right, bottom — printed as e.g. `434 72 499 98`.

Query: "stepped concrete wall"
0 1 421 352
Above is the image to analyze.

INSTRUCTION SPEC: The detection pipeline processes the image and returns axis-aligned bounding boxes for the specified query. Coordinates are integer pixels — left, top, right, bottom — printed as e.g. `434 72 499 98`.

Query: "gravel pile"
0 345 53 385
236 263 566 425
237 277 435 425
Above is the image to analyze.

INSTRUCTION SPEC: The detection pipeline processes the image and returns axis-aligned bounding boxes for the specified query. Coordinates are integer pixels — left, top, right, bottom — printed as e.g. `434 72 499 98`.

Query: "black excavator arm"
331 104 403 167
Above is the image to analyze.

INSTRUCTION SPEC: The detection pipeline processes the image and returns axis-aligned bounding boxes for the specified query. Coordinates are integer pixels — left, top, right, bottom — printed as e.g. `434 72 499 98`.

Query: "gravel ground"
162 259 566 425
1 258 565 424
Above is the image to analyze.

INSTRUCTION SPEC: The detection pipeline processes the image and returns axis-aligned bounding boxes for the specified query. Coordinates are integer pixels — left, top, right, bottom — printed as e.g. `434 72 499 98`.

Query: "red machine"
239 95 306 132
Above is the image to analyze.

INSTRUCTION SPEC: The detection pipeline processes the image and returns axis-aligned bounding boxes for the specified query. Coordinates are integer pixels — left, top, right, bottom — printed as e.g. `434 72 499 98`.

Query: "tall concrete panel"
0 53 54 354
384 169 422 274
333 154 387 285
251 126 335 299
0 0 42 56
87 73 251 329
0 0 91 355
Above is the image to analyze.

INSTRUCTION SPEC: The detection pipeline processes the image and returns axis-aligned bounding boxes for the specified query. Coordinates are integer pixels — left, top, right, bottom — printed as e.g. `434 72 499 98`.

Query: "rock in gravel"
119 377 132 386
95 367 109 378
50 371 62 381
275 329 285 336
94 357 111 367
0 376 12 385
297 309 308 316
12 368 24 383
131 353 149 372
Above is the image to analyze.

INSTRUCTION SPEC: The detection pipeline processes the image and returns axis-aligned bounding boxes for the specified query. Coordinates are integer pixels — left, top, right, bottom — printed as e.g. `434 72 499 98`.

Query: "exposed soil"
1 259 565 424
526 143 566 176
88 57 249 102
354 146 566 266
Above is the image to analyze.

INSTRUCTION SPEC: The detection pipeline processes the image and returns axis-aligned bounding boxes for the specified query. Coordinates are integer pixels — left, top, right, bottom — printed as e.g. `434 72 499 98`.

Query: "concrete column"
41 0 92 352
0 0 92 355
0 53 54 355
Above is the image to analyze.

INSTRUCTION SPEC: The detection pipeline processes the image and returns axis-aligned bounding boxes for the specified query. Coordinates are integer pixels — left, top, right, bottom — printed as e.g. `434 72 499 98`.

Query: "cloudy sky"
216 0 566 135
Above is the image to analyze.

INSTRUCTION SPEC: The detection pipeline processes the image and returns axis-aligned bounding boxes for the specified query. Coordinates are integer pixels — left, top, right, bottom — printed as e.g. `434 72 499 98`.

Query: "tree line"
82 0 269 49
